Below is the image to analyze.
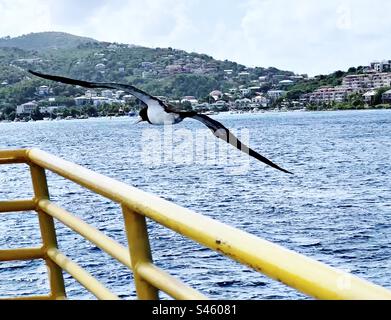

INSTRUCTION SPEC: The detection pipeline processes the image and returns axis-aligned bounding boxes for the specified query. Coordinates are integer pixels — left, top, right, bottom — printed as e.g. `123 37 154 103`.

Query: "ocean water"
0 110 390 299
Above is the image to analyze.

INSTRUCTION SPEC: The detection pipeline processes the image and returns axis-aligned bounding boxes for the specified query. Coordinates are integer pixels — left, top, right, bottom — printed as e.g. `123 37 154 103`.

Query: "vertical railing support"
122 204 159 300
30 163 66 300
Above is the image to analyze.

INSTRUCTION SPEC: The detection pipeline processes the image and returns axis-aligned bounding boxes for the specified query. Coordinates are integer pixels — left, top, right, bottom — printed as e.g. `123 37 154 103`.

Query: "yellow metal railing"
0 148 391 300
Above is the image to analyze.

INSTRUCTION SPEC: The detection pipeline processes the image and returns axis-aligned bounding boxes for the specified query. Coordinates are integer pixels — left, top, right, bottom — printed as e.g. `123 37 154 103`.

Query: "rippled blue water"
1 110 391 300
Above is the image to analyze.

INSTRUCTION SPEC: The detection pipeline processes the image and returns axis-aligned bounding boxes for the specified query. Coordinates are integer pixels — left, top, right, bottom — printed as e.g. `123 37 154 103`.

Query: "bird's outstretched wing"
29 70 292 174
190 114 293 174
28 70 167 108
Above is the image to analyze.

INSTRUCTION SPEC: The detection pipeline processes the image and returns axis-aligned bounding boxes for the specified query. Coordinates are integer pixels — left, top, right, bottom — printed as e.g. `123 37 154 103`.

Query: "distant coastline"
2 106 391 124
1 33 390 123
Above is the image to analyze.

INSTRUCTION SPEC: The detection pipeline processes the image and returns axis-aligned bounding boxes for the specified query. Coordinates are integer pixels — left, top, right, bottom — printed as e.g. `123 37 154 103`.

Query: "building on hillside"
239 88 251 96
279 80 294 86
75 94 118 107
363 90 377 105
74 96 91 106
290 75 305 81
234 98 252 109
193 103 210 112
342 74 370 90
181 96 198 106
258 76 268 82
91 97 112 107
238 72 250 79
210 90 223 101
37 85 50 96
342 73 391 90
370 60 391 73
40 106 62 114
85 90 97 98
16 103 61 116
309 86 354 103
101 90 114 98
16 101 38 115
267 90 286 100
371 73 391 88
252 95 269 108
211 100 228 110
382 89 391 103
115 90 126 99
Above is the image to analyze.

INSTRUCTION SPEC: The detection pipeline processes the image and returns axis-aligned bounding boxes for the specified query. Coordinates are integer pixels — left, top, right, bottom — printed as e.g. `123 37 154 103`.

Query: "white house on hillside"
209 90 223 101
38 85 50 96
370 60 391 73
252 95 269 108
363 90 377 104
16 101 38 115
75 96 91 106
382 89 391 103
267 90 286 100
181 96 199 106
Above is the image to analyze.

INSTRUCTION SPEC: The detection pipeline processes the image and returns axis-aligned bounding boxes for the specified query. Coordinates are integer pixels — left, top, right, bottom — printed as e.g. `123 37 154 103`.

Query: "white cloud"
0 0 390 75
77 0 197 47
217 0 391 75
0 0 51 36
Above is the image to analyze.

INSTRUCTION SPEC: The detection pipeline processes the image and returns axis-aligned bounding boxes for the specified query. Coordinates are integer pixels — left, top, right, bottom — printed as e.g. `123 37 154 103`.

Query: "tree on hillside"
30 106 43 120
180 100 193 111
373 87 391 106
1 105 15 120
348 92 364 108
333 70 345 78
82 105 98 117
286 89 305 100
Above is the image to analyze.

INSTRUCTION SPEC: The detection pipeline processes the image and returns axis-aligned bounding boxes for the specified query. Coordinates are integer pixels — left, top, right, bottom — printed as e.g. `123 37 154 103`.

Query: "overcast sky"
0 0 390 75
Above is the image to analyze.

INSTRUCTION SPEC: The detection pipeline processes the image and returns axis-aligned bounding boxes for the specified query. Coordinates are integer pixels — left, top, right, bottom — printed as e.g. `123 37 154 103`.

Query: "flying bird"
28 70 293 174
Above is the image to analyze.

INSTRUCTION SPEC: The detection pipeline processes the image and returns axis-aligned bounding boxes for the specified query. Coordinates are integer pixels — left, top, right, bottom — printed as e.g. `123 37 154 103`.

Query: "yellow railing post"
121 205 159 300
2 149 391 300
30 163 66 300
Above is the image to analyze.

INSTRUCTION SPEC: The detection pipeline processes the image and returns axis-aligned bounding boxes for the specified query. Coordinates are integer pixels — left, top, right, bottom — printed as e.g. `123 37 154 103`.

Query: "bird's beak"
133 116 143 125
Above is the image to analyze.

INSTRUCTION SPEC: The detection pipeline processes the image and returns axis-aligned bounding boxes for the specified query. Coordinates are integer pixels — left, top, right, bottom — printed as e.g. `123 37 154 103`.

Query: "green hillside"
0 32 98 51
0 32 295 109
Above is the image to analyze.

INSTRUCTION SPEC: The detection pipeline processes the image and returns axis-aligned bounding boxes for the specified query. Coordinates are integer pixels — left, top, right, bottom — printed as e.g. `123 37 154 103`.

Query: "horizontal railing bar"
137 262 208 300
0 247 44 261
28 148 146 204
38 199 131 268
47 248 119 300
0 199 35 213
38 199 206 299
0 158 27 165
27 148 391 300
0 149 28 161
0 295 53 300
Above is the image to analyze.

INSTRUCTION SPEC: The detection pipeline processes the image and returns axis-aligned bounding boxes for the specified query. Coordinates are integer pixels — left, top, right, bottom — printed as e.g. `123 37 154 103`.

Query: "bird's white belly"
148 108 181 125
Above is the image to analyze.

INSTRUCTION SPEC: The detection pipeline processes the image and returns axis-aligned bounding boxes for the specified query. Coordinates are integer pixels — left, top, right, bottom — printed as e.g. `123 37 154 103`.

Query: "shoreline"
1 107 390 124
